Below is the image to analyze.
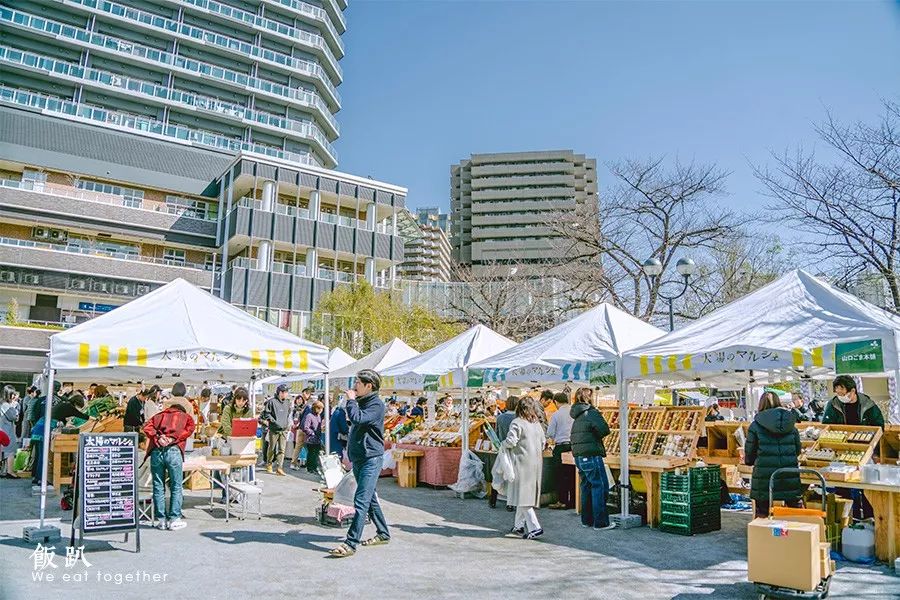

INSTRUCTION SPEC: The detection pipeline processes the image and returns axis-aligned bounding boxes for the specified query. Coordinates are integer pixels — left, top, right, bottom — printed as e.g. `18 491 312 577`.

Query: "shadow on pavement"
200 529 339 553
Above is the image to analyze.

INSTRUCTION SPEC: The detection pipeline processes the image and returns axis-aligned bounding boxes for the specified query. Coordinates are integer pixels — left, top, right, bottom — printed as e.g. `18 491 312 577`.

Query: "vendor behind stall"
823 375 884 428
51 392 88 423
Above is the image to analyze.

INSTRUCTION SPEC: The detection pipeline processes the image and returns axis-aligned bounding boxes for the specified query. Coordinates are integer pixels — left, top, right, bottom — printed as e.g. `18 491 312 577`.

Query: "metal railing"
0 86 316 167
59 0 341 98
0 178 218 222
0 7 341 119
261 0 345 50
0 237 212 271
236 197 374 231
0 45 338 150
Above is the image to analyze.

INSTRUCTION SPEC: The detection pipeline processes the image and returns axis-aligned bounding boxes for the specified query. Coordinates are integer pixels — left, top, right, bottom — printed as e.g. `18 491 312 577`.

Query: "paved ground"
1 470 898 600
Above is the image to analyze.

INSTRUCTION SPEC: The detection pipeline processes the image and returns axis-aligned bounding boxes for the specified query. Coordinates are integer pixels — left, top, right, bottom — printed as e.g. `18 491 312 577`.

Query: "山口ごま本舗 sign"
835 339 884 374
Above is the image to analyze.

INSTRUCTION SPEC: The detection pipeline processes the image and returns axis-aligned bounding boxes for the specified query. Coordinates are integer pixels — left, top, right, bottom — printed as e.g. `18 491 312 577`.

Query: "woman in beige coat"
502 396 546 539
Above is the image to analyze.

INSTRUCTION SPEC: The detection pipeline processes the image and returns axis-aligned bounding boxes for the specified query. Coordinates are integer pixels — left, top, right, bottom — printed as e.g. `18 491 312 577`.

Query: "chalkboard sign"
78 432 139 534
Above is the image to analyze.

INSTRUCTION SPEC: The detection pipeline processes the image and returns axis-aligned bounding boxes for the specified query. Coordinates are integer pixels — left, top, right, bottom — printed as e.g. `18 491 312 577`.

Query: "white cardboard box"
228 436 257 456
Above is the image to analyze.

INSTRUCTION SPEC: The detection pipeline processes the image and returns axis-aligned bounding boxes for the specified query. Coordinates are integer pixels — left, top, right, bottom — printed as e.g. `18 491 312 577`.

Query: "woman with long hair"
744 391 803 517
0 386 20 477
501 396 546 539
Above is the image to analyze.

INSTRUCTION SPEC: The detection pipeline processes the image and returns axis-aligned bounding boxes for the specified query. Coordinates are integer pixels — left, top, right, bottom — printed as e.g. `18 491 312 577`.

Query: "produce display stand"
49 413 124 492
798 424 882 479
698 421 746 464
599 406 705 463
391 418 486 487
879 424 900 464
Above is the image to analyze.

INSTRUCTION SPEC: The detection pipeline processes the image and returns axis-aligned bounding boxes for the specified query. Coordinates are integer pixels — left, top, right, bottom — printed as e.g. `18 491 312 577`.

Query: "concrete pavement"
1 470 897 600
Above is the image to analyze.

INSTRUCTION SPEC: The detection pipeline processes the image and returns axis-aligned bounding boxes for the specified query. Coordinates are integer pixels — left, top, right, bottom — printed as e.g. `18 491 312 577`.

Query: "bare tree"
447 262 566 340
548 157 740 321
756 100 900 311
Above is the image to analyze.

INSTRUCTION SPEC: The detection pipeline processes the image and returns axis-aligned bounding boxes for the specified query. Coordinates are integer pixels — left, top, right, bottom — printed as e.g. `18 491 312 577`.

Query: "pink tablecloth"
393 443 461 487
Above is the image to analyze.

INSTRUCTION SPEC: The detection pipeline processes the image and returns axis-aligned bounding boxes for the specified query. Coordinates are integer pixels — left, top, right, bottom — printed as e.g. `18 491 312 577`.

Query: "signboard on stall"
78 302 119 313
835 339 884 374
77 432 140 551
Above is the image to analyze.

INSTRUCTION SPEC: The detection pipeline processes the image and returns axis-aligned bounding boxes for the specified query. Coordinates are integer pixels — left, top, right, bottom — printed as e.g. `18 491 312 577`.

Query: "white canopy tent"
381 324 516 449
616 269 900 527
467 302 664 525
623 270 900 393
467 302 665 384
331 337 420 382
39 278 329 528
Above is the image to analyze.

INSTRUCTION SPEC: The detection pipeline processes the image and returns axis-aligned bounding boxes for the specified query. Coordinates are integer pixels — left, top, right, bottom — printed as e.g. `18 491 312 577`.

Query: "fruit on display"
656 434 693 457
800 427 822 441
661 410 699 432
604 430 620 454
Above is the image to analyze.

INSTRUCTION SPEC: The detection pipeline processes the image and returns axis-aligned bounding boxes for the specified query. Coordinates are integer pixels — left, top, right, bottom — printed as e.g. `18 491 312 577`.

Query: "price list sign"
78 433 139 533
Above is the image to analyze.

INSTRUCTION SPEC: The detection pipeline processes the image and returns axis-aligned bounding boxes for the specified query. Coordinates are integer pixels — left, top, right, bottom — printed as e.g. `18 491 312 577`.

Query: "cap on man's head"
303 385 316 393
356 369 381 391
276 383 291 394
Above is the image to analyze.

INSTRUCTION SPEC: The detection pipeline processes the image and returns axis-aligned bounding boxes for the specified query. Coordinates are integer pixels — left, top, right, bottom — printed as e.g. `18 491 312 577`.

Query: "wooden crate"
394 450 424 488
600 406 704 469
801 424 882 470
183 470 211 491
879 424 900 464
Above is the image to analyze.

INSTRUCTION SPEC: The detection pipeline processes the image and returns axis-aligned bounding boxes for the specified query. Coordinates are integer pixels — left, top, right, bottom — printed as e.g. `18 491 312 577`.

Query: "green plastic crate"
661 465 721 493
660 488 720 508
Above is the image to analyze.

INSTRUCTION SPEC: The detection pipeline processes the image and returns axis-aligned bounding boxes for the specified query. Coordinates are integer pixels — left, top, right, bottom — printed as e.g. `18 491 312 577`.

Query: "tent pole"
249 374 256 483
324 374 331 455
461 368 469 452
39 368 55 528
616 359 630 522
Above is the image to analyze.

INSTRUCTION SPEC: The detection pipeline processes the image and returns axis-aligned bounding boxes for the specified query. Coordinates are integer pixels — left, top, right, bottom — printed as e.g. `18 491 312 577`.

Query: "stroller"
314 453 357 528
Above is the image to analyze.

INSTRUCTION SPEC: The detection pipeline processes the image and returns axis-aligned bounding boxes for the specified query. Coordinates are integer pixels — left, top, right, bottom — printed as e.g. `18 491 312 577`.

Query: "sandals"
361 533 390 547
328 543 356 558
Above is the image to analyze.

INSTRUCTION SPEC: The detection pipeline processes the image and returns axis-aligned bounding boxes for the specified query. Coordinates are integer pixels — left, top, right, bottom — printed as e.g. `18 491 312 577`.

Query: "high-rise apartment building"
1 0 344 168
0 1 408 377
415 207 451 238
451 150 598 275
396 209 452 282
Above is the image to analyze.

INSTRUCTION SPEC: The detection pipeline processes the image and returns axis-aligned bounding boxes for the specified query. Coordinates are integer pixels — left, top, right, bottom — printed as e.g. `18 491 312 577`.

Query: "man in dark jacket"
260 384 292 476
124 388 148 432
50 393 88 423
329 400 350 460
744 403 802 517
329 369 389 558
823 375 885 428
570 396 614 530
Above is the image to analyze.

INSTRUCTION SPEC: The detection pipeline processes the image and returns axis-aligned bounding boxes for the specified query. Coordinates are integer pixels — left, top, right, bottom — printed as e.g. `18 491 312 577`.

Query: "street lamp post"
642 257 696 331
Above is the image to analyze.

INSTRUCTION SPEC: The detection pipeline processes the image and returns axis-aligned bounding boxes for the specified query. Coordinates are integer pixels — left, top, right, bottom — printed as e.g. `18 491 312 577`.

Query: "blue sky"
334 1 900 213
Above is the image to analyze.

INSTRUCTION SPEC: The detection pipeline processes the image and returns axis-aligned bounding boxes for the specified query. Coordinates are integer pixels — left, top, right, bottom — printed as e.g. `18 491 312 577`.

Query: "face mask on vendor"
833 384 856 404
837 394 852 404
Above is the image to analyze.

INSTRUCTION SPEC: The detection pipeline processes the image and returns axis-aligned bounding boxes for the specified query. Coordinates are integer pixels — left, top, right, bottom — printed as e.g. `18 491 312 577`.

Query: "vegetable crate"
660 465 721 493
659 504 721 536
661 488 720 511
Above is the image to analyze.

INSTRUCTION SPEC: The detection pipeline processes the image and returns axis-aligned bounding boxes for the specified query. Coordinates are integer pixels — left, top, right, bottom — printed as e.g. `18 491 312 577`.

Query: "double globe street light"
642 257 696 331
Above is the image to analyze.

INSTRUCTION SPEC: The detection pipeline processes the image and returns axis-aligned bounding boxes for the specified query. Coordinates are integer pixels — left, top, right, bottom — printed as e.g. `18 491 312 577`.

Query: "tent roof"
623 269 900 384
331 338 419 379
327 348 356 372
49 278 329 382
381 324 515 384
470 303 665 374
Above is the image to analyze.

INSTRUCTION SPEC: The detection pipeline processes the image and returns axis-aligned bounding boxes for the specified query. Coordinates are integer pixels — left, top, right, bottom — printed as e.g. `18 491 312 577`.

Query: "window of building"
77 180 145 208
163 248 186 266
165 195 217 220
23 169 47 185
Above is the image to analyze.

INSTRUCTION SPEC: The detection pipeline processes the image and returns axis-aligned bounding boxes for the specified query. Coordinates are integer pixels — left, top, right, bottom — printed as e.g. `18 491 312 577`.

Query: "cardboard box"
228 436 257 456
184 470 211 491
748 518 821 591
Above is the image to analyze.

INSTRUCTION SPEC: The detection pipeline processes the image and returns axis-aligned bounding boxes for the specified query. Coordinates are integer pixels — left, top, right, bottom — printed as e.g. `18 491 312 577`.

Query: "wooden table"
182 458 233 521
562 453 687 527
49 433 78 492
393 450 425 488
736 464 900 564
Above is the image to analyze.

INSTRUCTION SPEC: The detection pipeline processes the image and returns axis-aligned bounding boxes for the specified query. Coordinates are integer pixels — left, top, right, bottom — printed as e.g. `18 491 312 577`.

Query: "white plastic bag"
333 470 357 507
382 451 397 471
450 450 486 497
491 447 515 496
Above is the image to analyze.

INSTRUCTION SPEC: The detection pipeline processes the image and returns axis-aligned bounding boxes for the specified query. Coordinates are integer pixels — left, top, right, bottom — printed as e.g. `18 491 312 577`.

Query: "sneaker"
275 468 286 476
581 523 591 528
168 519 187 531
156 520 168 530
523 528 544 540
265 465 273 474
510 526 525 536
594 523 616 531
289 463 299 470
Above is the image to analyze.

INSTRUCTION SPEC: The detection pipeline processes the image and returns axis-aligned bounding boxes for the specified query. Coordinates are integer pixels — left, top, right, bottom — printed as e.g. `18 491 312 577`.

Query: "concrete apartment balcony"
471 212 552 226
0 325 52 372
472 225 554 239
0 238 214 288
471 174 575 190
471 188 575 202
471 162 576 178
0 180 217 242
471 197 575 212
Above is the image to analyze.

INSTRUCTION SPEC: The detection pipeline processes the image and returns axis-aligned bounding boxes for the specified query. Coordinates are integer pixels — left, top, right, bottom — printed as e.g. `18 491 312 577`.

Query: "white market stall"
466 302 665 522
39 278 329 526
331 337 420 383
381 324 516 449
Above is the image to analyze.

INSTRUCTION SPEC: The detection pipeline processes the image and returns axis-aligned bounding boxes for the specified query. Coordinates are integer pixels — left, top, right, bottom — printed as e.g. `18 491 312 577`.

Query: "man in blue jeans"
569 391 615 530
329 369 390 557
142 384 195 531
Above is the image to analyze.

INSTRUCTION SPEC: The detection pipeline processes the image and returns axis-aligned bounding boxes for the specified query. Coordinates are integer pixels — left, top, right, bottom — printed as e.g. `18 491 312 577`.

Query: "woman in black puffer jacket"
744 391 804 517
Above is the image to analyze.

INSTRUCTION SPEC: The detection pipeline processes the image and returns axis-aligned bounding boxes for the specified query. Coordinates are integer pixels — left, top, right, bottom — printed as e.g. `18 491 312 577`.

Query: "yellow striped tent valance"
250 349 310 371
381 376 396 389
438 372 455 388
77 343 148 368
637 347 828 376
